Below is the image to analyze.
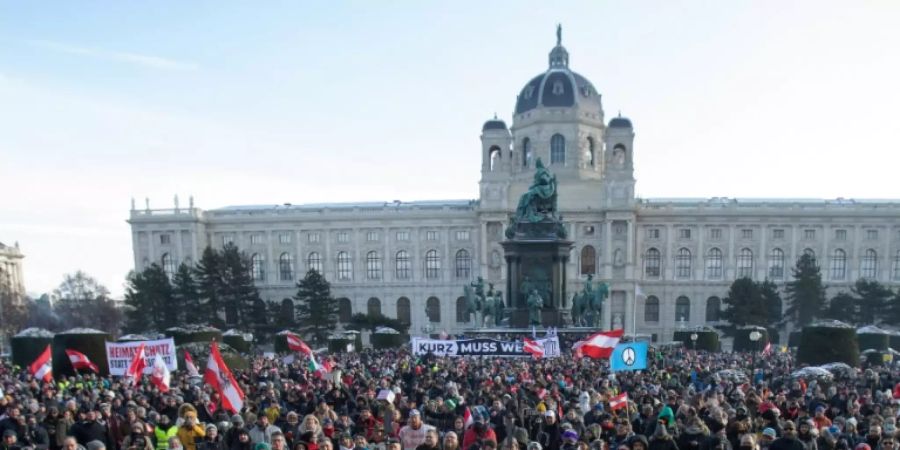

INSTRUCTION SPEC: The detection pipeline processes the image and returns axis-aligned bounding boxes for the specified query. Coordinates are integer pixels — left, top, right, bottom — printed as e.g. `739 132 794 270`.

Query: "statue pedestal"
509 309 564 328
502 219 574 328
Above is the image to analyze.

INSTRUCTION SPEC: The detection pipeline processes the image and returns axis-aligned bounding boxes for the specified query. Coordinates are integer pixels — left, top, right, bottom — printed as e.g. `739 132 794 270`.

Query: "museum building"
128 31 900 340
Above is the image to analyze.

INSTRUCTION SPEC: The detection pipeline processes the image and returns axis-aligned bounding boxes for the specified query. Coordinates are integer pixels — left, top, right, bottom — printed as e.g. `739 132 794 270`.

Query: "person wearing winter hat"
225 417 247 450
176 405 206 450
769 422 804 450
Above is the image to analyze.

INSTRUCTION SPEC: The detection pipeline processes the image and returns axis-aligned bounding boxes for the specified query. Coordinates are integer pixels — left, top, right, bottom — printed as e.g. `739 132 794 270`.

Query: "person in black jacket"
769 422 805 450
25 416 50 450
71 412 109 448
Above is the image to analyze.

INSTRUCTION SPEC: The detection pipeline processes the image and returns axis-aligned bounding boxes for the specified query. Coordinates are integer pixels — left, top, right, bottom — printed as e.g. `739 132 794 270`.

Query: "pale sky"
2 1 899 298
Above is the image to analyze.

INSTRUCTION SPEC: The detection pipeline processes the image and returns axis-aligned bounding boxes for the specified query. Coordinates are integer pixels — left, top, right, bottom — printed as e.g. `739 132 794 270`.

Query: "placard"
105 338 178 376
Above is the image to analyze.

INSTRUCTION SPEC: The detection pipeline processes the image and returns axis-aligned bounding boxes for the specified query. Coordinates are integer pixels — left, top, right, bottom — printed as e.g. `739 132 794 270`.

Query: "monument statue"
527 289 543 325
463 284 482 326
505 158 567 239
570 275 609 327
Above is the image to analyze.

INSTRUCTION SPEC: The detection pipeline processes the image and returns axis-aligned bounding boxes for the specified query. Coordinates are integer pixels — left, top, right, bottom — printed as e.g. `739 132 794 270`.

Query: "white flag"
634 284 646 299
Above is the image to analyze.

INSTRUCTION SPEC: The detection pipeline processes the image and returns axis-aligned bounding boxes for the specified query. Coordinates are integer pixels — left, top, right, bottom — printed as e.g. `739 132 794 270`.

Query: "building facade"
128 32 900 340
0 241 26 303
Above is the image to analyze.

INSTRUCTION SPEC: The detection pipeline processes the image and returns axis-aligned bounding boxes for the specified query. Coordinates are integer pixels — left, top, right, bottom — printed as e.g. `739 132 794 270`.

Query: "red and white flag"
572 329 624 359
150 353 171 393
762 342 773 356
204 341 245 414
285 333 312 355
125 343 147 387
65 349 99 373
609 392 628 411
183 350 200 377
463 407 474 429
523 338 545 359
29 345 53 383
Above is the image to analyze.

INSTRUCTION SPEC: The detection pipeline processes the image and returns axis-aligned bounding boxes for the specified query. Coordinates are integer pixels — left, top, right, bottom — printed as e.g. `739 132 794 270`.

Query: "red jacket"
462 427 496 450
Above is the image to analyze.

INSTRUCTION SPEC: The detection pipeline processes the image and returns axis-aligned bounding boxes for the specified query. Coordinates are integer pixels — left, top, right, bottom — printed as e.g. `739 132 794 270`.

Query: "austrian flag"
609 392 628 411
286 333 312 355
572 329 624 359
204 341 245 414
522 338 545 358
29 345 53 383
125 343 147 387
65 349 99 373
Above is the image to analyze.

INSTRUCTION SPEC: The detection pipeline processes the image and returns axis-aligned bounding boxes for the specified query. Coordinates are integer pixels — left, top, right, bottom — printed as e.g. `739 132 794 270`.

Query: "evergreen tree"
720 277 768 333
218 243 262 328
172 263 201 324
851 279 893 325
294 269 338 345
784 253 827 326
195 246 224 325
760 279 783 325
123 264 174 332
827 292 856 322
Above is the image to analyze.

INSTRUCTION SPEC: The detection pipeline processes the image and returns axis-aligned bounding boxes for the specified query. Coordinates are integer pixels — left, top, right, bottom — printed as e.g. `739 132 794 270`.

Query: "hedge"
274 331 299 354
222 330 252 353
673 329 719 352
11 328 54 369
328 338 351 353
176 342 248 371
797 323 859 366
166 326 222 346
789 331 802 348
372 333 405 350
52 328 111 377
890 332 900 350
732 327 770 352
858 333 889 352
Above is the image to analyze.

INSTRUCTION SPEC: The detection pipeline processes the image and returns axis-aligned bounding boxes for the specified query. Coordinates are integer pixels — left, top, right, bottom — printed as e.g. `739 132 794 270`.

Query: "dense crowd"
1 342 898 450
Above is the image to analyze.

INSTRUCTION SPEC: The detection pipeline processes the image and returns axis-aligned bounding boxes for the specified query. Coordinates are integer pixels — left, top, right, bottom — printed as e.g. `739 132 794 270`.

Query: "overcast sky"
2 1 899 297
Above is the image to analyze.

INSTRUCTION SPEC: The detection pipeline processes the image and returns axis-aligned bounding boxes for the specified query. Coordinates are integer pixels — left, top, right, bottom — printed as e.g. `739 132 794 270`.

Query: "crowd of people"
0 339 897 450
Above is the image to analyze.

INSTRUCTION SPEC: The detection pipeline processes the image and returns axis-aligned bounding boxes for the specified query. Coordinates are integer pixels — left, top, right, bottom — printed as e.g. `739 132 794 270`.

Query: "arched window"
768 248 785 279
489 146 502 171
395 250 411 280
397 297 411 324
161 253 176 280
581 246 596 275
644 248 661 278
425 250 441 280
737 248 754 278
522 138 532 167
644 296 660 323
830 249 847 280
281 298 295 324
307 252 322 274
676 296 691 322
251 253 265 281
675 248 692 279
455 249 471 279
706 248 723 279
456 296 470 322
706 297 721 322
279 253 294 281
893 250 900 281
550 134 566 164
337 298 352 322
367 297 381 317
803 248 817 265
861 249 878 279
587 137 596 167
337 251 352 280
366 251 382 280
426 297 441 323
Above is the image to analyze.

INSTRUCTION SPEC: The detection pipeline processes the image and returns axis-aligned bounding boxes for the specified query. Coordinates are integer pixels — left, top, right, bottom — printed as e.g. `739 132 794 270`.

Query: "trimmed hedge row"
52 330 111 377
673 330 719 352
858 333 889 351
797 325 859 366
11 331 53 369
732 327 770 352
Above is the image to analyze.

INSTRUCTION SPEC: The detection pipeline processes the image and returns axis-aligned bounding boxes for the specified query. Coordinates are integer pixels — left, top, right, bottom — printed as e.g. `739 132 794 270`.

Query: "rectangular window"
366 231 379 242
773 229 784 240
867 229 878 240
250 234 263 245
710 228 722 240
396 231 410 241
337 232 349 243
835 229 847 241
222 235 234 246
426 231 438 241
455 230 470 241
308 232 320 243
679 228 691 240
647 228 660 239
278 233 291 244
741 229 753 240
804 229 816 240
159 234 171 245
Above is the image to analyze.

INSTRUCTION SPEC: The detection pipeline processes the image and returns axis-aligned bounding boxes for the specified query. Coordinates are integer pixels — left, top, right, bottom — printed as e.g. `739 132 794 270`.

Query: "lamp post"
749 330 762 380
690 333 698 350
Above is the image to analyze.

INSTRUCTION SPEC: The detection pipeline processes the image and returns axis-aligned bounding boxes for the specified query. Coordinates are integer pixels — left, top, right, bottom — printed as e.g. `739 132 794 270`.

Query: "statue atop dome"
556 24 562 46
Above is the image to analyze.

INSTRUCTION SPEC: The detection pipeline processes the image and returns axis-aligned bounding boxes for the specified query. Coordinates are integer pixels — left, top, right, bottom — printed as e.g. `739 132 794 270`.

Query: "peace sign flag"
610 342 648 372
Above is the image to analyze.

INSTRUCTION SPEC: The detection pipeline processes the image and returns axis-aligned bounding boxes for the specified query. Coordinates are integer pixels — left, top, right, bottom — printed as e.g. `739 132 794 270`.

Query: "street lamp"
690 333 698 350
749 330 762 380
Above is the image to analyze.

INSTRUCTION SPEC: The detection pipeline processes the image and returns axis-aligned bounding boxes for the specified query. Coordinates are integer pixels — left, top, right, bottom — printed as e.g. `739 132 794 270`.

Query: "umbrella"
714 369 749 383
819 362 856 377
791 367 833 381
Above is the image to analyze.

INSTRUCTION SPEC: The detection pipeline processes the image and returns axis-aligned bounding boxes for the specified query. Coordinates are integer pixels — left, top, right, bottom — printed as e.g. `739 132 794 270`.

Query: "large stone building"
0 241 26 303
129 31 900 340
